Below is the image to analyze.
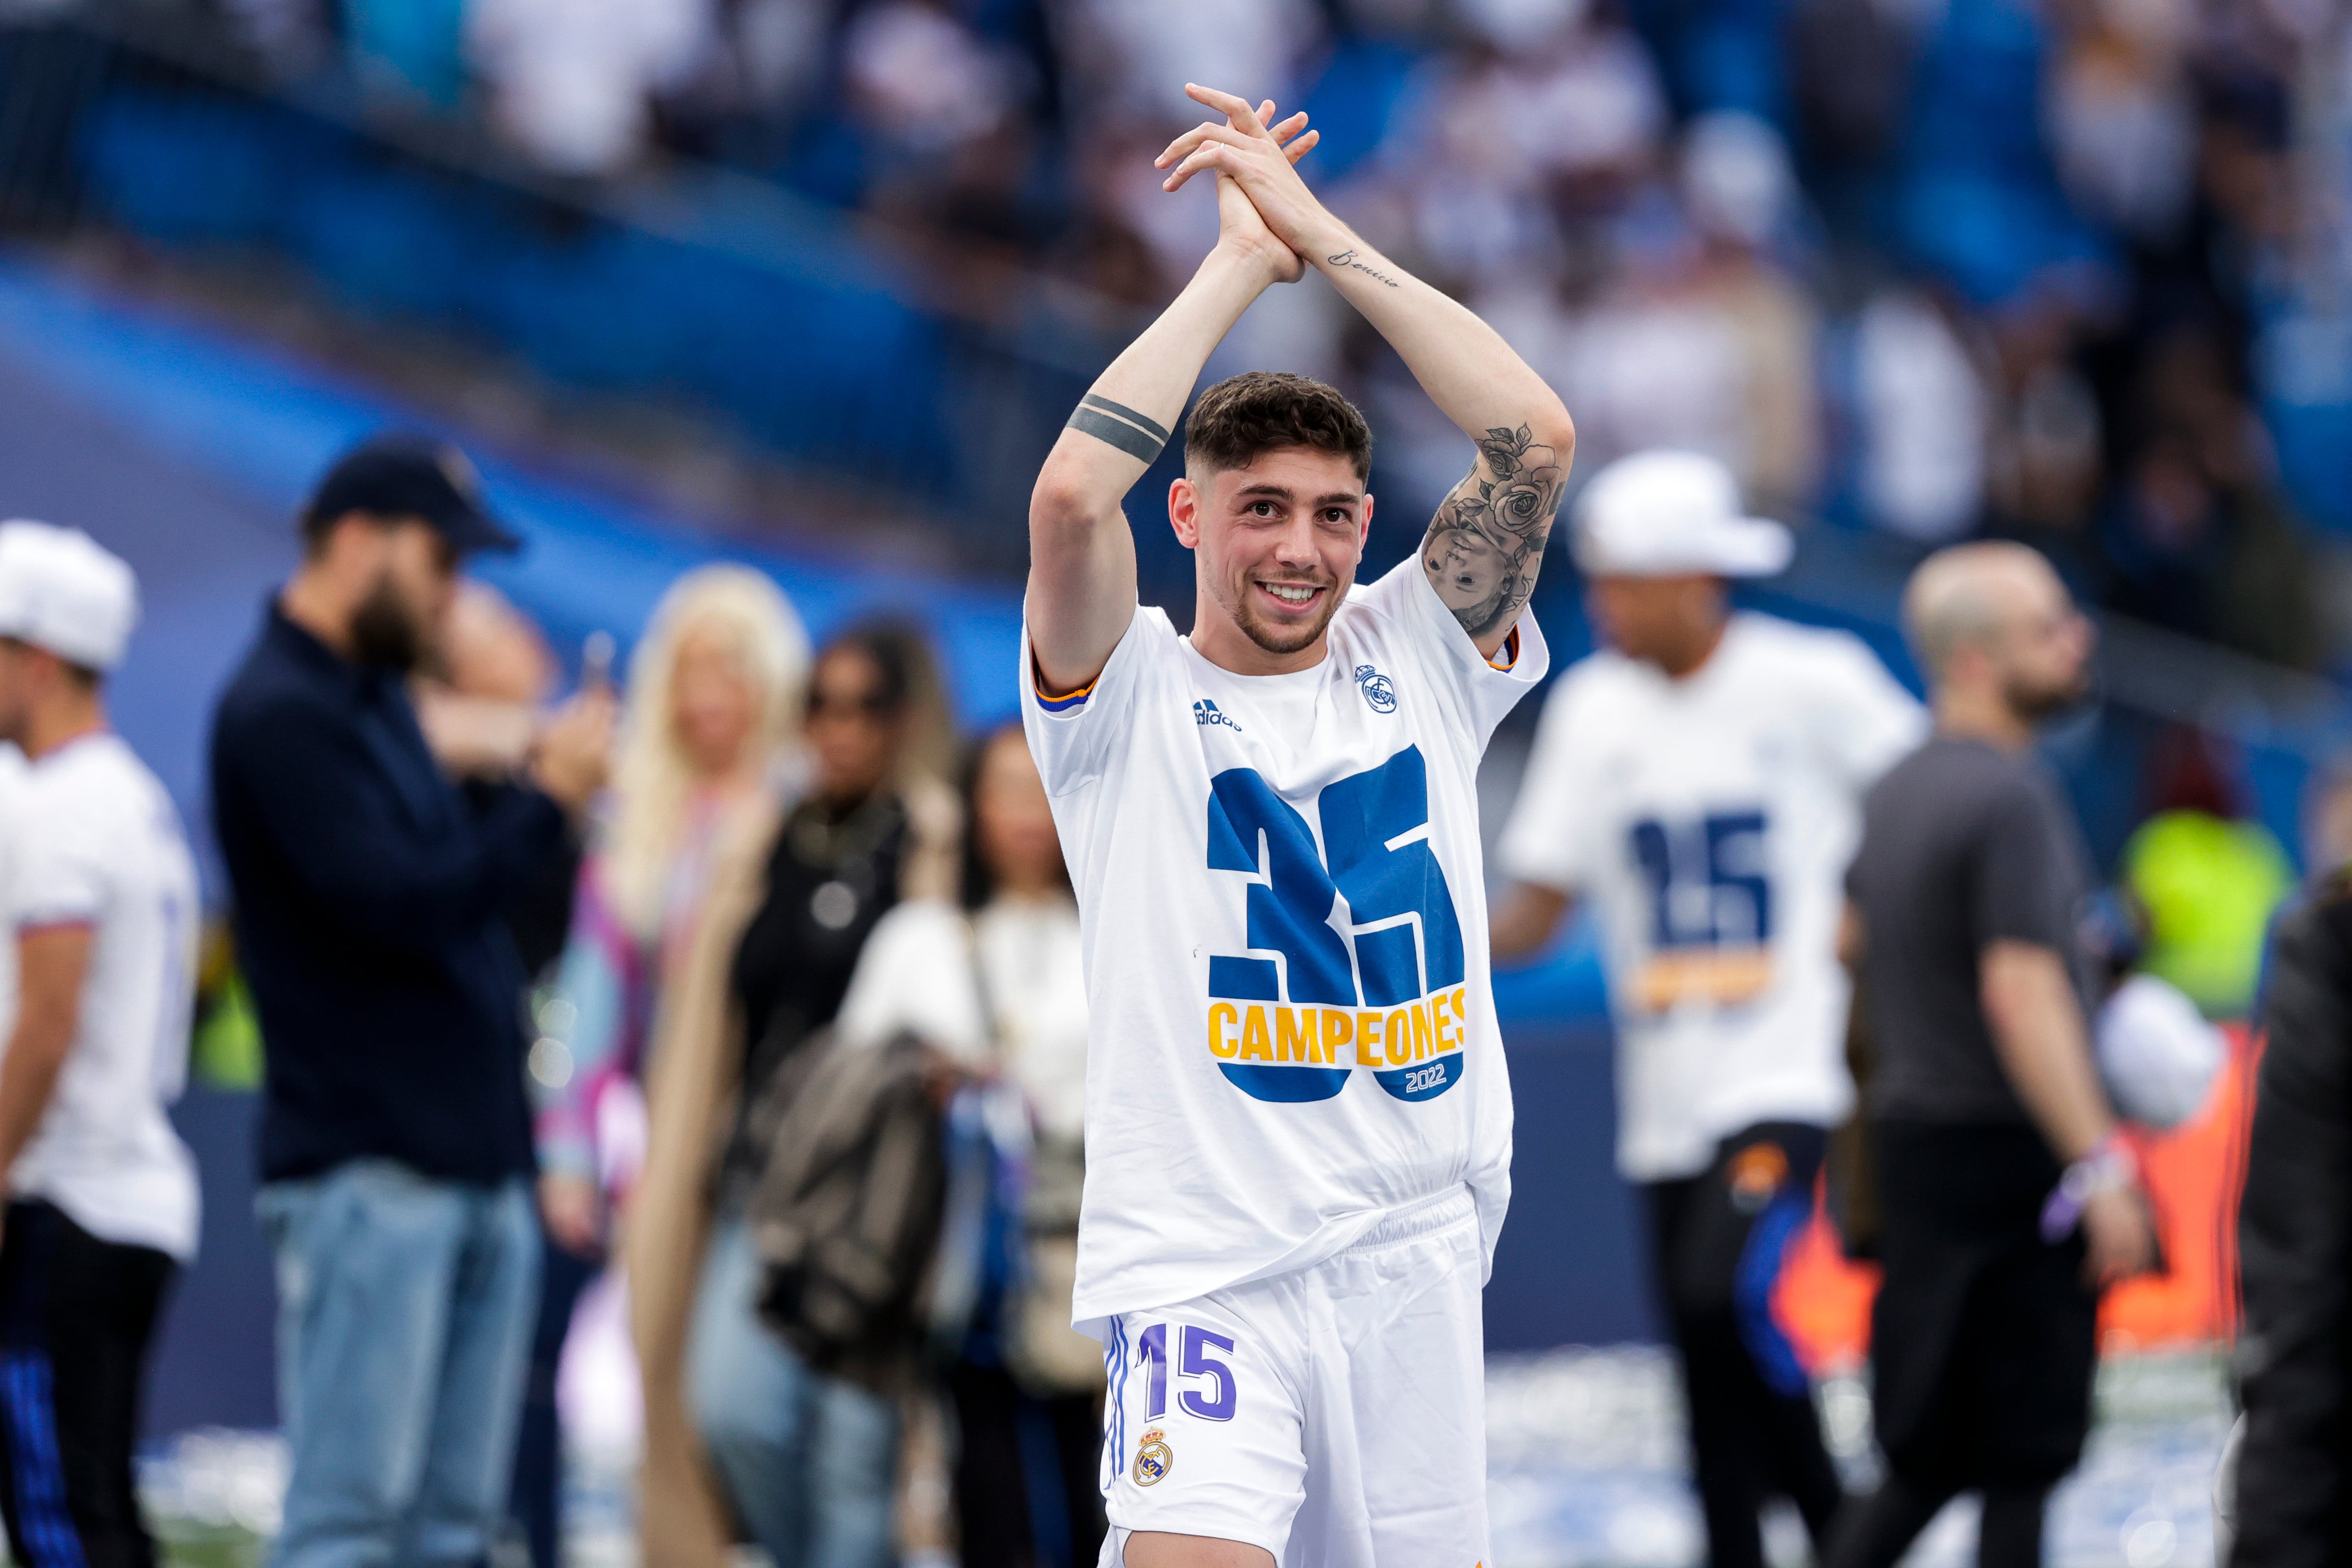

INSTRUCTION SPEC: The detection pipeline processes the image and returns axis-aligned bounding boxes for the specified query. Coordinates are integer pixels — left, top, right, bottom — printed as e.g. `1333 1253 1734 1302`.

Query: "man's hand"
529 686 615 817
1183 94 1320 288
2083 1183 2159 1289
1161 86 1340 263
539 1171 602 1258
414 689 538 778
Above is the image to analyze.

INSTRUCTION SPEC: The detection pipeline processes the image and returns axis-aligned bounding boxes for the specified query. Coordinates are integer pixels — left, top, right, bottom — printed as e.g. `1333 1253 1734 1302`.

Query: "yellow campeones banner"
1207 988 1470 1068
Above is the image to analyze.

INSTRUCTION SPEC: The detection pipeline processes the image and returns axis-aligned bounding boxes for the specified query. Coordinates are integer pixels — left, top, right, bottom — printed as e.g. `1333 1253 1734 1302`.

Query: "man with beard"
1023 86 1570 1567
208 435 611 1568
1834 542 2157 1568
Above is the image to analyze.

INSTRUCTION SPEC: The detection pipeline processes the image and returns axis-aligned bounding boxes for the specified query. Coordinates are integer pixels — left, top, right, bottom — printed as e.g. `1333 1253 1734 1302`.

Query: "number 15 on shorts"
1117 1322 1238 1488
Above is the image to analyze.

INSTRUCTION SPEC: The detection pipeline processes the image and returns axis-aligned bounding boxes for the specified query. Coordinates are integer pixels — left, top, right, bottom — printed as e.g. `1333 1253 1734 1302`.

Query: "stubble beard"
1224 573 1344 657
2005 665 2091 725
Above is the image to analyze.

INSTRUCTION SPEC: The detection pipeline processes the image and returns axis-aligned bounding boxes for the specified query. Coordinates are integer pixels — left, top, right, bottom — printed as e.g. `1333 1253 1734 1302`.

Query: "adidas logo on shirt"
1193 699 1242 733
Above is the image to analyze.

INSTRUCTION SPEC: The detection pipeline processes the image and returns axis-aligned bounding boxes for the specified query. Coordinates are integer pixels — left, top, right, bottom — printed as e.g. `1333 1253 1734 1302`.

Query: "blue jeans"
258 1161 539 1568
686 1215 899 1568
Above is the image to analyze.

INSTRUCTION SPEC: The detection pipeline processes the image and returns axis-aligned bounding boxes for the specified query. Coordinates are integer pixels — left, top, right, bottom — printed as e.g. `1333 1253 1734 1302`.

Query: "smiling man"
1021 86 1574 1568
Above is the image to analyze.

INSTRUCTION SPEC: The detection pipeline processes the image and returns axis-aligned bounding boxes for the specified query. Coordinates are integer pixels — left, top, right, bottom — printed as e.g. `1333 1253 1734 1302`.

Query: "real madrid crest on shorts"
1132 1427 1174 1487
1354 663 1397 713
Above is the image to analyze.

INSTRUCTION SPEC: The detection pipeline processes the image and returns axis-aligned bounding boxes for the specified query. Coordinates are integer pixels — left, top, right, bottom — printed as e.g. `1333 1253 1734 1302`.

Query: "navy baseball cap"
302 433 520 554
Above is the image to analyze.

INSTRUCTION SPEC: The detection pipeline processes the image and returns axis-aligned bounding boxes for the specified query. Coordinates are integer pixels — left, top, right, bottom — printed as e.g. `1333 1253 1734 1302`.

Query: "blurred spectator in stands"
1550 205 1759 487
627 624 957 1568
689 0 833 122
1983 299 2105 574
2098 323 2320 667
468 0 712 174
2190 55 2294 314
2121 726 2295 1021
1682 111 1823 515
2044 0 2197 250
1848 286 1993 543
843 0 1049 298
530 565 808 1568
834 723 1101 1568
1056 0 1321 133
1786 0 1918 231
209 435 613 1568
844 4 1025 169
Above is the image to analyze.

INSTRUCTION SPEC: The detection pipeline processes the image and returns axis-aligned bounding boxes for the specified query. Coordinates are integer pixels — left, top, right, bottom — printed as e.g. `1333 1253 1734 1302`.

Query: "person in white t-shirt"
1023 84 1573 1568
1490 450 1925 1568
0 520 199 1568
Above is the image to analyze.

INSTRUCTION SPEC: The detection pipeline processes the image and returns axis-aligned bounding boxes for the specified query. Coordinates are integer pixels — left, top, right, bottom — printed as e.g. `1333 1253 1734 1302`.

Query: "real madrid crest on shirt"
1354 663 1397 712
1133 1427 1173 1486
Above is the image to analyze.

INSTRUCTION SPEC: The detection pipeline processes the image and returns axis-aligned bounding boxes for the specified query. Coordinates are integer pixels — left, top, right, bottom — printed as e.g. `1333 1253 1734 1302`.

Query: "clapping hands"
1159 85 1328 288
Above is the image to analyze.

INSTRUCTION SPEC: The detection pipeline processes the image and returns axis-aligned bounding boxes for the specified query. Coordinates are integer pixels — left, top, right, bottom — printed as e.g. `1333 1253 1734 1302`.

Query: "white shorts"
1095 1186 1489 1568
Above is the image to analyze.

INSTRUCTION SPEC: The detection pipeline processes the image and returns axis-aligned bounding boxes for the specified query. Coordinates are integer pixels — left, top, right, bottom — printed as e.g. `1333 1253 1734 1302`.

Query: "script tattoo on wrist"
1420 424 1566 642
1326 248 1400 289
1066 394 1170 464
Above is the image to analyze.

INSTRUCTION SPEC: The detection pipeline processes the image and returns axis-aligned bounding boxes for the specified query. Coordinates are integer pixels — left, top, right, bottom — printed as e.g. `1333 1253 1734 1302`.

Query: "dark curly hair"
1184 370 1373 484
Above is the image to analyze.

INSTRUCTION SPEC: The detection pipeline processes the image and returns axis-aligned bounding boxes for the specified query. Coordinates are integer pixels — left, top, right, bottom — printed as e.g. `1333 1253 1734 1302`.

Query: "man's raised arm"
1027 104 1319 694
1160 86 1576 658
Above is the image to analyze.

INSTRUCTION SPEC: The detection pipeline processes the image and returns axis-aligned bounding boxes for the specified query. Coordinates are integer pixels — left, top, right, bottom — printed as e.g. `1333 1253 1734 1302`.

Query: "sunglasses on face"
809 689 896 720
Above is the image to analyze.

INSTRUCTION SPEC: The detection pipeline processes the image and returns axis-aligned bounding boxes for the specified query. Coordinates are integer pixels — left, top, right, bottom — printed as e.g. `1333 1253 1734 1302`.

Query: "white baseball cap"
0 521 139 672
1571 450 1794 580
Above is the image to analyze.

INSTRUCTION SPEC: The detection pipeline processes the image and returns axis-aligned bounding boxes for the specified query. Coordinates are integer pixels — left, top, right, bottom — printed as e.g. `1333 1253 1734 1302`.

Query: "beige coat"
622 779 959 1568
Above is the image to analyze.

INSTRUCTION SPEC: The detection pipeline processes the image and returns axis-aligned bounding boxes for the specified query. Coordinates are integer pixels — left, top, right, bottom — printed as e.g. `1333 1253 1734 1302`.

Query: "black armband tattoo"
1067 395 1170 464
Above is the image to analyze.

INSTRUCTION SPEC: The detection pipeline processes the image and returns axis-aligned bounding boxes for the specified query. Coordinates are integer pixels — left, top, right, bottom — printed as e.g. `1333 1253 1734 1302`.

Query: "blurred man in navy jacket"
209 435 610 1568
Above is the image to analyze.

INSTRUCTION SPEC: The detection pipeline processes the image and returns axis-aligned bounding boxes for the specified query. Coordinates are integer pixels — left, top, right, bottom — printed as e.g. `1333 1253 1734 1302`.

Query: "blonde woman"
535 565 811 1247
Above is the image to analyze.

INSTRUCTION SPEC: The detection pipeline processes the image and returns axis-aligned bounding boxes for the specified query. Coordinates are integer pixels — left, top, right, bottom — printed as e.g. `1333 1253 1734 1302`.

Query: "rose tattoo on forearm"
1421 424 1566 642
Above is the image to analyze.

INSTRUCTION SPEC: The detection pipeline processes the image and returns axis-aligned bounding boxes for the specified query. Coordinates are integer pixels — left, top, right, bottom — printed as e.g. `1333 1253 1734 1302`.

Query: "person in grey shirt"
1835 542 2156 1568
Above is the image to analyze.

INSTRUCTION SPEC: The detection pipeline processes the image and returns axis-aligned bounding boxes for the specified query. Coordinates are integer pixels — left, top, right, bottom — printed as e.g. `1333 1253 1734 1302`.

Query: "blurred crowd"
161 0 2351 672
170 433 1107 1568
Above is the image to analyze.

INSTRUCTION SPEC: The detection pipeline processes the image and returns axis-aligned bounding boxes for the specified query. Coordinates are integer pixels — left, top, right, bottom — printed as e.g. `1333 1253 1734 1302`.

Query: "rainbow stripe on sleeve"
1033 653 1096 712
1488 626 1522 672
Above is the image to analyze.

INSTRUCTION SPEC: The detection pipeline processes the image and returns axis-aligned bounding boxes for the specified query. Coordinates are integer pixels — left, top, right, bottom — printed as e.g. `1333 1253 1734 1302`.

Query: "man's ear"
1169 476 1203 549
1358 492 1375 553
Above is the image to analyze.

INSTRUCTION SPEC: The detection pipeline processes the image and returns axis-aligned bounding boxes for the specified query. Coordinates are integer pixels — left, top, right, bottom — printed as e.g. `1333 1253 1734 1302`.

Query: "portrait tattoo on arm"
1420 424 1567 643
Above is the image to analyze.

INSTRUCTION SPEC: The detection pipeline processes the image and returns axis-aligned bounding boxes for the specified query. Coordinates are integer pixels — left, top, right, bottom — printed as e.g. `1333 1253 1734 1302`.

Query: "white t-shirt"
1023 558 1548 1333
1498 613 1924 1182
6 733 201 1260
835 895 1091 1143
0 746 26 1022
